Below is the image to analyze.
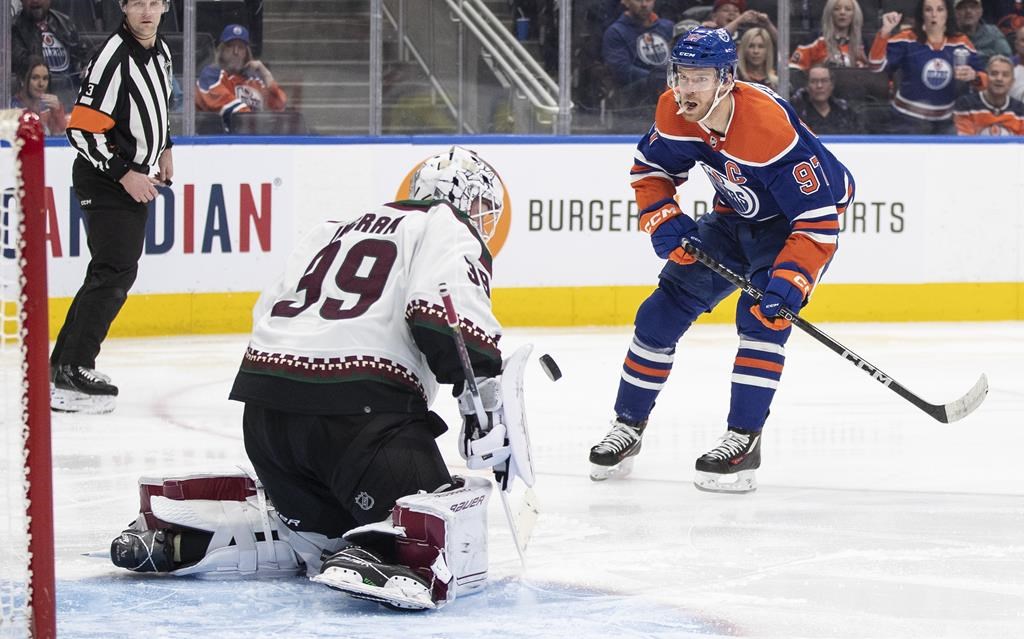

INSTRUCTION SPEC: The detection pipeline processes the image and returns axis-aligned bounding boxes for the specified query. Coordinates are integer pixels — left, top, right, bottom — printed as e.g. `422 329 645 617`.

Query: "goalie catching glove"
457 377 510 470
455 345 537 492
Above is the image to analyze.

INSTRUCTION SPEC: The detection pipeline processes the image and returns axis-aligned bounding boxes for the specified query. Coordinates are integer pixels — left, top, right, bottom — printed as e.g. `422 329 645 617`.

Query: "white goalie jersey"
230 199 503 415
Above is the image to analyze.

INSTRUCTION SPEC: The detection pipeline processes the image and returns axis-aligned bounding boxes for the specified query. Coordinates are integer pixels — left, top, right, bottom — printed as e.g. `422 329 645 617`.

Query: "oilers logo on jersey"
922 58 953 91
701 163 760 217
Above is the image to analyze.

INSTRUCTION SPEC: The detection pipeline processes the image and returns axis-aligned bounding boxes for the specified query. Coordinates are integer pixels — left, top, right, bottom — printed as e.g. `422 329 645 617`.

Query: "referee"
51 0 174 414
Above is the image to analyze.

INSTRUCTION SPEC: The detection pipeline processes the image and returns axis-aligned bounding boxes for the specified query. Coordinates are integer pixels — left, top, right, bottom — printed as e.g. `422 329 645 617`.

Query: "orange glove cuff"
750 305 792 331
772 268 813 298
639 205 681 235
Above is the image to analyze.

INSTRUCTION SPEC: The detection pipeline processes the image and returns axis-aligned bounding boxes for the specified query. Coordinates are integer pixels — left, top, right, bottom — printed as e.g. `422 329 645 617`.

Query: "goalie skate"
694 428 761 494
589 419 646 481
313 546 435 611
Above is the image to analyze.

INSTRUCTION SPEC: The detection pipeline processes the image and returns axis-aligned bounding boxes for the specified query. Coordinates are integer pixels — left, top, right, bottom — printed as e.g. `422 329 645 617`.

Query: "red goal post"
0 109 55 638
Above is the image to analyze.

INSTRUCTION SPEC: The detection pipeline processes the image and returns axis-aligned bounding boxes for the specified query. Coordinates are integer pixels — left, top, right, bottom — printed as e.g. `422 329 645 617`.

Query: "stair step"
263 0 365 14
263 19 373 39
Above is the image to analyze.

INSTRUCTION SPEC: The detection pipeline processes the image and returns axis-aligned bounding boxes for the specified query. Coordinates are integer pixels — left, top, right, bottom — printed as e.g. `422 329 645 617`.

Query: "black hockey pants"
50 157 148 370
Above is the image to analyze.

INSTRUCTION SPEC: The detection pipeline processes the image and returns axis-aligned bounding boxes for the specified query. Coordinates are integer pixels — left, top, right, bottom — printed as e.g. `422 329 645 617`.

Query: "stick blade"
940 373 989 423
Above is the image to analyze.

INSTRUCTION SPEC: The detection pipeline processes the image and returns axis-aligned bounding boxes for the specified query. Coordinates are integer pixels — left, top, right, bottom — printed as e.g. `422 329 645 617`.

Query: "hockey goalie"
108 147 535 610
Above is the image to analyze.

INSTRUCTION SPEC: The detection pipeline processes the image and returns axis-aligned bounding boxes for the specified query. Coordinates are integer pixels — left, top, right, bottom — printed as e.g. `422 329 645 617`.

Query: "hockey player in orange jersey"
589 27 856 492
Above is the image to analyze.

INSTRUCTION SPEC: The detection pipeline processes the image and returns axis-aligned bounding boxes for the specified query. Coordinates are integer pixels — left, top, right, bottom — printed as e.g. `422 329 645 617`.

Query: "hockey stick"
438 283 536 567
680 239 988 424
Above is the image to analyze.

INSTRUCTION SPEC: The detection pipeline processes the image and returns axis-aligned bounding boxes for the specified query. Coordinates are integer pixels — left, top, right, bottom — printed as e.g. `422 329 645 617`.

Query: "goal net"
0 109 55 638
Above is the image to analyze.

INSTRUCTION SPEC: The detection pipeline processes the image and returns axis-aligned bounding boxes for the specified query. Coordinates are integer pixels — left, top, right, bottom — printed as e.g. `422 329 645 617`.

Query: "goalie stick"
438 284 538 567
680 239 988 424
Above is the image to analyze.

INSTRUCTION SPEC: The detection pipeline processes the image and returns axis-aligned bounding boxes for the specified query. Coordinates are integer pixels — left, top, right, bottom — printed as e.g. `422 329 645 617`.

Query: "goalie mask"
410 146 505 242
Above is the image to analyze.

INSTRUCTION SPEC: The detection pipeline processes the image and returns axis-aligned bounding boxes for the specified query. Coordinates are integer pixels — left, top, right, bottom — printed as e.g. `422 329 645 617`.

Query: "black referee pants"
50 158 148 370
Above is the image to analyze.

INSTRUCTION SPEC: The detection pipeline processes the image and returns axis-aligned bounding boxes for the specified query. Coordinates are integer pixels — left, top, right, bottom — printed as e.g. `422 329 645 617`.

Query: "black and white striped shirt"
66 22 173 180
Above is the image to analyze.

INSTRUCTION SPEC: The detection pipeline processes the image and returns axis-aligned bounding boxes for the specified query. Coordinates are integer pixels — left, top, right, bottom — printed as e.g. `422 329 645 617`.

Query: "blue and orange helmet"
669 26 738 81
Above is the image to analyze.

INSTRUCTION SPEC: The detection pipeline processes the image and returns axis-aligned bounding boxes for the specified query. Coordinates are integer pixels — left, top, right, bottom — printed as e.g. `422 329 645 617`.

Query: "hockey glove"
751 268 812 331
640 204 700 264
457 377 511 470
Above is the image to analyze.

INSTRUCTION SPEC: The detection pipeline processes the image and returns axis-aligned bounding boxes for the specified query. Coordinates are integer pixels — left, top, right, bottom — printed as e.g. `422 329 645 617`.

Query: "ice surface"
37 323 1024 638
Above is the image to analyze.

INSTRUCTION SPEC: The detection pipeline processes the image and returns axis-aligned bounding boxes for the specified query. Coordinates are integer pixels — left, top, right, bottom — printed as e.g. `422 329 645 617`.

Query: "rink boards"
15 137 1024 335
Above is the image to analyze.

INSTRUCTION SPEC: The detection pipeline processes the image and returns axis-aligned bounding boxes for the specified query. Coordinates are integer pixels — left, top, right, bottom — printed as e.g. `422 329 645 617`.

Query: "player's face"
922 0 948 31
469 197 501 242
27 65 49 99
673 67 728 121
985 60 1013 97
832 0 854 30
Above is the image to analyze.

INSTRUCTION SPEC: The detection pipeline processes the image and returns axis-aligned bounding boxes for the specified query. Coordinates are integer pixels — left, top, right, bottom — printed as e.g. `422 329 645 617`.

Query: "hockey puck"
539 354 562 381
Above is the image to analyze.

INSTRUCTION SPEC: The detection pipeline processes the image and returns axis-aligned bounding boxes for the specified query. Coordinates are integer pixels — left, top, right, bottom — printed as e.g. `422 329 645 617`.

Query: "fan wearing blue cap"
196 23 288 126
588 26 859 494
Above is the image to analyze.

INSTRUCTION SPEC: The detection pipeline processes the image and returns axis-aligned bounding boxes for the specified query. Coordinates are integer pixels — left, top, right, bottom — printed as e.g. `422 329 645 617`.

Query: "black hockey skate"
110 528 176 573
313 546 433 611
51 364 118 414
589 418 646 481
694 428 761 493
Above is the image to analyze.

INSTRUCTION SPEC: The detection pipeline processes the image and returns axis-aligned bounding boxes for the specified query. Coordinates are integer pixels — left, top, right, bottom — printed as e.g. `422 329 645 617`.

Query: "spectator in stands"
1012 25 1024 100
11 0 90 110
737 27 778 89
953 54 1024 133
11 55 68 136
196 24 287 131
870 0 986 134
790 64 863 133
601 0 675 107
702 0 778 41
789 0 869 77
987 0 1023 37
955 0 1012 62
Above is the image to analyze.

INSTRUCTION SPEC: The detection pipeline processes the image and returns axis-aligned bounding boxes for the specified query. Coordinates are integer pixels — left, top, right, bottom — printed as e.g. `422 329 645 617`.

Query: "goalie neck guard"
409 146 505 243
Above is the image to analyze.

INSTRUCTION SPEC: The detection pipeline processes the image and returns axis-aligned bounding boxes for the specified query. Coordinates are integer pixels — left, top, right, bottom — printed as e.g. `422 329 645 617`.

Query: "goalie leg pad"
314 476 492 609
149 494 303 578
394 475 492 606
114 471 303 578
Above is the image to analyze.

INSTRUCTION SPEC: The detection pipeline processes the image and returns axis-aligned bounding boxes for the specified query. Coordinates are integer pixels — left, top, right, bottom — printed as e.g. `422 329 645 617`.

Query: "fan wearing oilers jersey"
869 0 987 134
587 27 855 493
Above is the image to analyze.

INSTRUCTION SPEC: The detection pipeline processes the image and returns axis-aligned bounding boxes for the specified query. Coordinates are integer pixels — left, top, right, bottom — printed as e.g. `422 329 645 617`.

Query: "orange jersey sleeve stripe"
68 105 115 133
734 357 785 373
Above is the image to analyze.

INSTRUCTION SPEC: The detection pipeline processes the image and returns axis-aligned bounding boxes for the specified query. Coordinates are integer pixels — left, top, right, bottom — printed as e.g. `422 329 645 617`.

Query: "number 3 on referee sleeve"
792 156 823 195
